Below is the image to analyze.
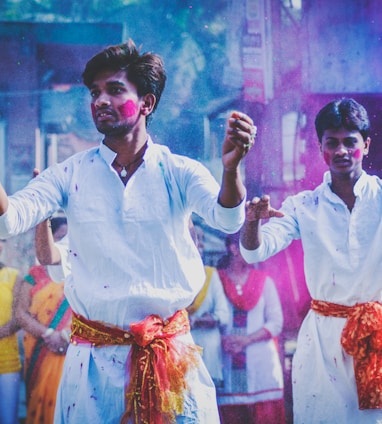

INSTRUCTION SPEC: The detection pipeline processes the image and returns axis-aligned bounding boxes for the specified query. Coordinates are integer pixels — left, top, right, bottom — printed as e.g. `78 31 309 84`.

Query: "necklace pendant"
120 167 128 178
236 284 243 296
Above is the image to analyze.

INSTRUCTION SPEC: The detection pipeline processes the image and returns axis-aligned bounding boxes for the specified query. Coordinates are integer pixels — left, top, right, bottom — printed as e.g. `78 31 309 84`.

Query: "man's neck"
330 171 362 211
104 130 148 160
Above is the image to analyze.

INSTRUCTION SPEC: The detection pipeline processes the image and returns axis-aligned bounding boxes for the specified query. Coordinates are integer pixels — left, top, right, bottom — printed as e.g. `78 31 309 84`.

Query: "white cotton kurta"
241 171 382 424
189 267 229 382
0 138 245 424
217 276 284 406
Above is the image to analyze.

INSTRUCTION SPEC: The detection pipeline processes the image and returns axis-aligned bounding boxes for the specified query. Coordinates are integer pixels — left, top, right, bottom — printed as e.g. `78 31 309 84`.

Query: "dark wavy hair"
315 98 370 142
82 39 166 123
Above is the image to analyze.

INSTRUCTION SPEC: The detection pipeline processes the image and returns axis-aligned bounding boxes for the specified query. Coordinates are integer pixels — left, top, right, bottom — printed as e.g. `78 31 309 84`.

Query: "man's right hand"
245 195 284 221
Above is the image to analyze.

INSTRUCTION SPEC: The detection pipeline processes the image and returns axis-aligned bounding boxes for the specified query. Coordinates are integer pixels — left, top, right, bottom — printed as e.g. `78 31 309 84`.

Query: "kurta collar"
322 170 368 201
99 136 154 166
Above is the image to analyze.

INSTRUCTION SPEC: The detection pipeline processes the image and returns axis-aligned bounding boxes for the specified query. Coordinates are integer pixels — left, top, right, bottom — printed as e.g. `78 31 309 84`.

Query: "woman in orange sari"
15 217 71 424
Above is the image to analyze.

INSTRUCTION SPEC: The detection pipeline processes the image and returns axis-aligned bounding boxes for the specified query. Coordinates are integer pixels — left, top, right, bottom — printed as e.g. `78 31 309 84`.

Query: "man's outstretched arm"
240 195 284 250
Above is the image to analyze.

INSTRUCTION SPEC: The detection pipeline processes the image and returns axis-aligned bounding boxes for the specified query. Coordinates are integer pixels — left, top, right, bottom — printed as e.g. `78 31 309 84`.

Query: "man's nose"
335 144 348 155
95 93 111 107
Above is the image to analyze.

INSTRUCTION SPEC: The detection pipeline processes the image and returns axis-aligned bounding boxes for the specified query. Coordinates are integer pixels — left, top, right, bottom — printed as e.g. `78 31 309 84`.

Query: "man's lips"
333 158 351 166
96 110 115 121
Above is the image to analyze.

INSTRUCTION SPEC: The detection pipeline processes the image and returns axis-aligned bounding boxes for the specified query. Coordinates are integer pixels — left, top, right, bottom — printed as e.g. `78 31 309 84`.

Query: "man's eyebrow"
105 80 126 86
90 80 126 89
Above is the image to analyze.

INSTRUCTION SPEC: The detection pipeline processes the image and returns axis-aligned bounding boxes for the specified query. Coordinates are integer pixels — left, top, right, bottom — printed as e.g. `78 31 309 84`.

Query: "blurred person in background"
217 233 285 424
16 217 71 424
188 221 229 390
0 239 21 424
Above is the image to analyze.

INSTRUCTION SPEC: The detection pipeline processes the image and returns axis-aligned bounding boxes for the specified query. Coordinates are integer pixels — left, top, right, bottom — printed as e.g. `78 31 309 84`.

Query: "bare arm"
0 183 9 216
222 327 272 354
35 219 61 265
240 195 284 250
15 280 68 353
218 111 256 208
15 281 47 339
32 167 61 266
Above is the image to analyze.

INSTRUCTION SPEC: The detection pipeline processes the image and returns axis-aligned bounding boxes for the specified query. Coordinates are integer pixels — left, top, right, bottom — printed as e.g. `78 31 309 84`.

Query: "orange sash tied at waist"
311 299 382 409
71 309 201 424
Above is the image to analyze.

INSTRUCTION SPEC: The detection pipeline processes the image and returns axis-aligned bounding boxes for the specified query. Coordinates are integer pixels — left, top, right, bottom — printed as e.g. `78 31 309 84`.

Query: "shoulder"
41 147 100 178
281 187 319 209
151 143 203 171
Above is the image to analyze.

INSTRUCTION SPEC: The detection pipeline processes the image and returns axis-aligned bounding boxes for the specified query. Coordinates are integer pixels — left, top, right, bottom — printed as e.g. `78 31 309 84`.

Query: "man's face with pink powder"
89 69 143 136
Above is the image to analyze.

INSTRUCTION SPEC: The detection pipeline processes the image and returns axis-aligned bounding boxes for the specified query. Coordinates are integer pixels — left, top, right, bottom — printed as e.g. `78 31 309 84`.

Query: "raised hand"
222 111 257 171
245 195 284 221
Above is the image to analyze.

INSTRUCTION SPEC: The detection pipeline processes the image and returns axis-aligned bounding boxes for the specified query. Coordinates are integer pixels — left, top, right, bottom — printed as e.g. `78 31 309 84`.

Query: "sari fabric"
23 265 72 424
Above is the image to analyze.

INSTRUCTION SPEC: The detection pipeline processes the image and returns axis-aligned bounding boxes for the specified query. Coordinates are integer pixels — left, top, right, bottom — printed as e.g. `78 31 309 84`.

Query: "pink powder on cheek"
323 151 330 165
91 104 96 120
353 148 362 159
118 100 137 118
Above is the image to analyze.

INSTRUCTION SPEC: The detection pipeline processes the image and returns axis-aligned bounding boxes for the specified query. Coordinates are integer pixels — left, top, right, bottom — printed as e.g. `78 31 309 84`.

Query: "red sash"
71 310 200 424
311 299 382 409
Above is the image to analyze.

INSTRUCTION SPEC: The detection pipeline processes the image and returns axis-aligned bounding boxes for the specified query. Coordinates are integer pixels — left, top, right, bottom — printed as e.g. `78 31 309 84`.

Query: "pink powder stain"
91 104 96 120
353 148 362 159
118 99 137 118
323 151 330 165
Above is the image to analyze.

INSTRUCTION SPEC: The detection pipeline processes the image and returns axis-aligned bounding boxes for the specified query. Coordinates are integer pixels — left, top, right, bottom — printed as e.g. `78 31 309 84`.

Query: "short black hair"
315 98 370 142
82 39 166 123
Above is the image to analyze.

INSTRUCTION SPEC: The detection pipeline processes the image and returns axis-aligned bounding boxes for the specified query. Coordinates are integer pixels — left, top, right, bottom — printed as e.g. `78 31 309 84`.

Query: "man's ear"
140 93 156 116
364 137 371 155
318 142 323 154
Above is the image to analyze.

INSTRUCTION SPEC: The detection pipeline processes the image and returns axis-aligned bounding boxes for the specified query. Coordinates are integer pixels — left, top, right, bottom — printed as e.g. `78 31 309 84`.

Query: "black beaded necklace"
113 142 147 178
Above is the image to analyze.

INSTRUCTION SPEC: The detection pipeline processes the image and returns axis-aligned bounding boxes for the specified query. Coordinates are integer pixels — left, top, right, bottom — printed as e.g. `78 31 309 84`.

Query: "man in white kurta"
240 98 382 423
0 40 257 424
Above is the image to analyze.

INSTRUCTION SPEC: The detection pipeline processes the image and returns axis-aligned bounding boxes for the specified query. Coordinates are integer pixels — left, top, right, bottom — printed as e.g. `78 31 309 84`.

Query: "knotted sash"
311 299 382 409
71 309 201 424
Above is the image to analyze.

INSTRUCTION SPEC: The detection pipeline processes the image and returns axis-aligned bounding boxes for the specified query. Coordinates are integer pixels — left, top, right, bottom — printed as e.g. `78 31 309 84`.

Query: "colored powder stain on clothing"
118 99 137 118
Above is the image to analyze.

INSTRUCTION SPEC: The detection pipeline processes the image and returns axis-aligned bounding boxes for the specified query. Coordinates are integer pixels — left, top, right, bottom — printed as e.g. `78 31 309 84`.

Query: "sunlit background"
0 1 381 422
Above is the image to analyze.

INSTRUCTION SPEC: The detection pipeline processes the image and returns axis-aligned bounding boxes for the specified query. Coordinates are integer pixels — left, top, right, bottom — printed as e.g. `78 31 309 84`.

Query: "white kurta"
0 138 245 424
217 276 284 406
241 171 382 423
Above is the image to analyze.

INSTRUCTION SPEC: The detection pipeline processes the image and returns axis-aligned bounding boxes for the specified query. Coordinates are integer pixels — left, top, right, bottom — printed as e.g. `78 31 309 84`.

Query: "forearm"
0 183 8 215
0 320 19 338
35 220 61 265
246 327 272 346
16 309 47 339
218 168 246 208
240 218 262 250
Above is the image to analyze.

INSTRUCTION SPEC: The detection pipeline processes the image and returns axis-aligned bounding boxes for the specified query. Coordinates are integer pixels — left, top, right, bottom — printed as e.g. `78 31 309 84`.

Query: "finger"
231 111 254 126
269 209 285 218
228 117 254 137
246 197 260 208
